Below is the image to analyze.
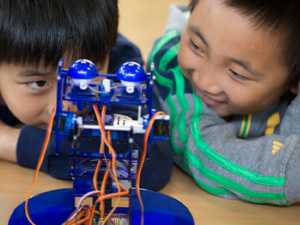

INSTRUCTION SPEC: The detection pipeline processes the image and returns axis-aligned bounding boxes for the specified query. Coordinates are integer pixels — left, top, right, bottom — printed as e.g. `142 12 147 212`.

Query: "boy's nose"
192 70 223 95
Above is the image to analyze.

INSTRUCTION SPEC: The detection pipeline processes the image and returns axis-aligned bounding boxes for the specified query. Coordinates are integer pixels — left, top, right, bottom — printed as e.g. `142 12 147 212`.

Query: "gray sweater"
149 4 300 205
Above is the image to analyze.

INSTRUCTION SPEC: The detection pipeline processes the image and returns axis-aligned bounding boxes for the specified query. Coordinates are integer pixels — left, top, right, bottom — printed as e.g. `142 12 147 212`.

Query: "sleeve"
0 105 16 125
146 3 189 72
17 126 76 180
150 29 300 205
171 93 300 205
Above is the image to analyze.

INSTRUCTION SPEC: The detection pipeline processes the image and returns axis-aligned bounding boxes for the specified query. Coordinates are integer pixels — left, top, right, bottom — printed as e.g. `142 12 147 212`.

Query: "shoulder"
149 30 181 72
164 3 190 35
108 33 144 73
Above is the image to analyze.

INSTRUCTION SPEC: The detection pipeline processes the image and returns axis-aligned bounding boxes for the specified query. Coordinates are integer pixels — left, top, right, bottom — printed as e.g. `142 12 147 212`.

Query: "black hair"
0 0 119 69
189 0 300 84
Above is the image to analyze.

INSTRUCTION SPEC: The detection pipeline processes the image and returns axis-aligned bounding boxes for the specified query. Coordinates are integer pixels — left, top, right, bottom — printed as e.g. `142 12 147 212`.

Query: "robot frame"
9 59 194 225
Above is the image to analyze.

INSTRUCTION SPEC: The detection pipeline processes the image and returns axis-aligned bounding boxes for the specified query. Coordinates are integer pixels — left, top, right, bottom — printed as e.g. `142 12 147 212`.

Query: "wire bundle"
25 105 165 225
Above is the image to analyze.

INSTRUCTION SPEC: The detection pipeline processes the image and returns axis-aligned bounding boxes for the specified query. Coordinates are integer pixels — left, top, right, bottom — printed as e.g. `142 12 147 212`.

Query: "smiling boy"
150 0 300 204
179 1 292 117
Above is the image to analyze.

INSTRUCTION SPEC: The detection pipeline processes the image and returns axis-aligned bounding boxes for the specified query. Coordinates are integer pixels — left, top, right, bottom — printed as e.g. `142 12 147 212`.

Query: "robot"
9 59 194 225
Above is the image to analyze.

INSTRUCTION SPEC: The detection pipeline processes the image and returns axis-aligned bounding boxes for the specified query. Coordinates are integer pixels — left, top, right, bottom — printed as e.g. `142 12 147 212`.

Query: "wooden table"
2 1 300 224
1 160 299 225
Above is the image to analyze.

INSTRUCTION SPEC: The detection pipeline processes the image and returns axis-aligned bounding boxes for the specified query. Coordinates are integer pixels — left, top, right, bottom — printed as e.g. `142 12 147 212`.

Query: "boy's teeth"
204 94 211 100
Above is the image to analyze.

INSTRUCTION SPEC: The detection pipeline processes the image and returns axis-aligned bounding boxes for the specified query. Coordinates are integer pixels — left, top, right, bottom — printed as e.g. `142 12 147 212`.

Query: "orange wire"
100 106 107 220
109 218 115 225
89 106 108 224
93 105 129 222
93 104 127 194
102 131 121 225
65 106 162 225
98 161 110 219
25 108 56 225
91 105 128 224
64 207 90 225
135 111 166 225
92 106 106 221
68 211 86 224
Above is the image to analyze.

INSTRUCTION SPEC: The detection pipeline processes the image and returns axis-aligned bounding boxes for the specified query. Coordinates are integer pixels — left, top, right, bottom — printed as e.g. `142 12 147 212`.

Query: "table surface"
1 160 299 225
2 1 300 225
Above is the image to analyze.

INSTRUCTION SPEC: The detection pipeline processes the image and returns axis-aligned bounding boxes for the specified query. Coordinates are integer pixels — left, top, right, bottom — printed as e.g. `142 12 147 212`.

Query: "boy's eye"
190 39 203 53
229 70 249 81
28 80 49 89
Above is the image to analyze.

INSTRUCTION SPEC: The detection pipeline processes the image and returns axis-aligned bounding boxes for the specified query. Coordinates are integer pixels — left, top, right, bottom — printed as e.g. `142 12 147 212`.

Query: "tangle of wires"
25 105 165 225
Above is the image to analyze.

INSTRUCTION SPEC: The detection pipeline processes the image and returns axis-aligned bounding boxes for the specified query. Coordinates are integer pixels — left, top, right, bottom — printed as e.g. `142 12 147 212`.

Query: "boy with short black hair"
0 0 119 161
149 0 300 204
0 0 173 191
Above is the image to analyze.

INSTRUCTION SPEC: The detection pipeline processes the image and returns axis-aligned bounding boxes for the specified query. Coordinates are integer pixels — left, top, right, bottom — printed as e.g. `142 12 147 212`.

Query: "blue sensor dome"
68 59 98 79
116 62 147 83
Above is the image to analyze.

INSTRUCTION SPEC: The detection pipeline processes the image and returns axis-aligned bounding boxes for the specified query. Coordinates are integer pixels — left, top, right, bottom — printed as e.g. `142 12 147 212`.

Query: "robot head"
116 62 147 93
68 59 98 90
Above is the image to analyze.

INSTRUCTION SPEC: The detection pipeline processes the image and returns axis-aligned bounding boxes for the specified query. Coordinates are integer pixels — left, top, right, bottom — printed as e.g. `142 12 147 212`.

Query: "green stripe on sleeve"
183 159 232 196
150 30 180 64
150 30 185 155
238 196 289 205
153 69 184 155
189 91 285 187
171 66 189 143
185 146 285 200
158 43 180 71
156 42 189 144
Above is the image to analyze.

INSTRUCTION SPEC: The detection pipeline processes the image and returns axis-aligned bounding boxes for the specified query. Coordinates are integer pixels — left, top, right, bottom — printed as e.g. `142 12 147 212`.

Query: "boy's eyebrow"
230 58 262 76
189 24 262 76
18 70 54 77
189 24 209 47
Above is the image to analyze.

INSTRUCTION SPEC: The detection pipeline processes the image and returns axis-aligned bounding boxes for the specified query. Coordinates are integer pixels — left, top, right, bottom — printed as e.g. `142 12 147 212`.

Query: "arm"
0 120 20 162
170 92 300 205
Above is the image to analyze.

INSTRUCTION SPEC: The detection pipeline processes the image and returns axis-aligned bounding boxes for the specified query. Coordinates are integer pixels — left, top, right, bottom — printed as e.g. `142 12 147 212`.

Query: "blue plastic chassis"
9 59 194 225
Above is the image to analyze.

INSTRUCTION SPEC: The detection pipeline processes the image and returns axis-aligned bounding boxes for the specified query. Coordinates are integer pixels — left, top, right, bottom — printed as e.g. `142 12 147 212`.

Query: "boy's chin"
206 104 232 117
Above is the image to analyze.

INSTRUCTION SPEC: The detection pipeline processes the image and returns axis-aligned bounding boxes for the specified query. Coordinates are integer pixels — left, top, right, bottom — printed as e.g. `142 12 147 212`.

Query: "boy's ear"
289 81 298 94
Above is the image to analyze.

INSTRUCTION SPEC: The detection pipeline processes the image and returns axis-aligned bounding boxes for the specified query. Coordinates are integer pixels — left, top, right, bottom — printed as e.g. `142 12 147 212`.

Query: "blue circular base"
9 188 194 225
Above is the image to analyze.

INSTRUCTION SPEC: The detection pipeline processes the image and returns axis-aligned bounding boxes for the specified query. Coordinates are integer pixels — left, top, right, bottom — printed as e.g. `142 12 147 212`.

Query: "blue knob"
116 62 147 83
68 59 98 79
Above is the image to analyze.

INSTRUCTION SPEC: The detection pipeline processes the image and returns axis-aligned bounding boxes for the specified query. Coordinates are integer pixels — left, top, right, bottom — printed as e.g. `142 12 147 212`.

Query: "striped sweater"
149 29 300 205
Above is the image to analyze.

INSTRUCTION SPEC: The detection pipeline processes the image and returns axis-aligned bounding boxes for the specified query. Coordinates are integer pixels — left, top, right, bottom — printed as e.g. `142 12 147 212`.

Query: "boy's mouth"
192 85 225 106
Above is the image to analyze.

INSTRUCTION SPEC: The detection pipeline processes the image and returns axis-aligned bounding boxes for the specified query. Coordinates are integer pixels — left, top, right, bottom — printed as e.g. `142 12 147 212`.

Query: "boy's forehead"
191 0 253 28
192 0 287 50
9 56 97 72
13 62 57 75
190 0 286 71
